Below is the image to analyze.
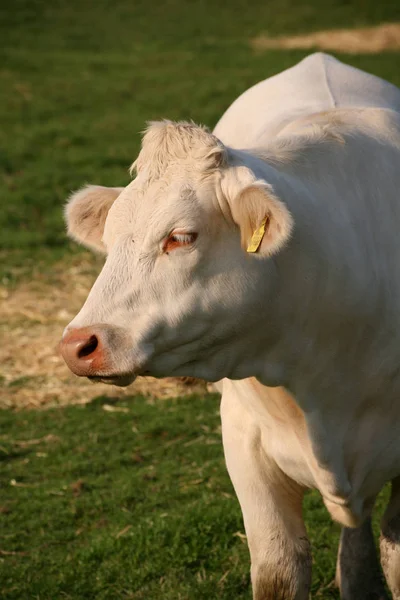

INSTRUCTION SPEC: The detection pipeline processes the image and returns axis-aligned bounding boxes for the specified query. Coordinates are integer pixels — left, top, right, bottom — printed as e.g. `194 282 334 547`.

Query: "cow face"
60 121 293 384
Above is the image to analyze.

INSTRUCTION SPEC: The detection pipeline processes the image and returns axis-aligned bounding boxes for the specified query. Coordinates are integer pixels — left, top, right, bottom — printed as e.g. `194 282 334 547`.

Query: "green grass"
1 0 400 280
0 394 390 599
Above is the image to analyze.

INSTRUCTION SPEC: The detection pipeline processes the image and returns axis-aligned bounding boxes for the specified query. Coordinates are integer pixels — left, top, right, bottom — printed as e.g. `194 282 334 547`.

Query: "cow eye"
163 232 198 253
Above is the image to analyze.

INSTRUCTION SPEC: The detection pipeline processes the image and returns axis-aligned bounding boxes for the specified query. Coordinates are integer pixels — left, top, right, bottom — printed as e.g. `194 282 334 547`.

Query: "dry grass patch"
251 22 400 54
0 255 208 410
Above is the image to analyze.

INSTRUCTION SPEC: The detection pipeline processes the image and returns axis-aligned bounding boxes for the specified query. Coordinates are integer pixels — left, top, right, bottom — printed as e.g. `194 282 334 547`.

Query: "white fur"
64 54 400 598
66 185 124 252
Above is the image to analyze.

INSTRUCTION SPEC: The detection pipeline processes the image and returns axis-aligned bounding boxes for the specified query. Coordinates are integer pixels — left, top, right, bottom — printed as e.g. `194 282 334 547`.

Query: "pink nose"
60 326 107 377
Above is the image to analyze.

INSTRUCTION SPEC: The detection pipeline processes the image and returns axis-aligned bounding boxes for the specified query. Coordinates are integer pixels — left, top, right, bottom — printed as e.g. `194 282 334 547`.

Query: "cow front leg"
336 517 388 600
221 396 311 600
380 477 400 599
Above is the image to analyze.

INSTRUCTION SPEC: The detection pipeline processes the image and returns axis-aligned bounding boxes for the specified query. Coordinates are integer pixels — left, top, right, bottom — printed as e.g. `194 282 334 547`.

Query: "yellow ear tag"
246 216 269 253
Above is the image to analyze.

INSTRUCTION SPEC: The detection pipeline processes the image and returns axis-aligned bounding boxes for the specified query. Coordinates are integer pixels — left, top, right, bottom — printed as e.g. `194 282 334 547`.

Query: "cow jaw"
88 374 137 386
63 262 262 385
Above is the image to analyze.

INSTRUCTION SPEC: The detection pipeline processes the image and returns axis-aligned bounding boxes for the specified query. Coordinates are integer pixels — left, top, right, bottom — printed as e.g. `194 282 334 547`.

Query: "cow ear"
65 185 123 253
224 167 293 256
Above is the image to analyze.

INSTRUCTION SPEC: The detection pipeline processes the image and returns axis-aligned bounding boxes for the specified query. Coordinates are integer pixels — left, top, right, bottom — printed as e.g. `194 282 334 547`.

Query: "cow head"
60 121 293 384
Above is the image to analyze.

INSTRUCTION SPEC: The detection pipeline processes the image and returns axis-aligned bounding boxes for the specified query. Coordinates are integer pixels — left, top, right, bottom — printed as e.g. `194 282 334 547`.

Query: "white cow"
61 53 400 599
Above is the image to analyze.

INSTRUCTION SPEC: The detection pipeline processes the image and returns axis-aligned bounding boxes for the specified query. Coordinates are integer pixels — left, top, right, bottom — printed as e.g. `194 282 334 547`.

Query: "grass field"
1 0 400 597
0 394 390 599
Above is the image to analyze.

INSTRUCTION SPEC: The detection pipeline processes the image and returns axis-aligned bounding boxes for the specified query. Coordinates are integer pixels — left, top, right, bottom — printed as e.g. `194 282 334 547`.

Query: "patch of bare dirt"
251 23 400 54
0 255 209 410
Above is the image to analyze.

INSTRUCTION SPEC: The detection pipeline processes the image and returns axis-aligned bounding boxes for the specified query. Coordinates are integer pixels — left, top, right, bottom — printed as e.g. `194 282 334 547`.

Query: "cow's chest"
225 378 316 489
225 377 400 527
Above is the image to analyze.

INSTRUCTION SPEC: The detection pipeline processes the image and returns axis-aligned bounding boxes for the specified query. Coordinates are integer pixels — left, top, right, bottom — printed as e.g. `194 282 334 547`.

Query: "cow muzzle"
60 324 136 386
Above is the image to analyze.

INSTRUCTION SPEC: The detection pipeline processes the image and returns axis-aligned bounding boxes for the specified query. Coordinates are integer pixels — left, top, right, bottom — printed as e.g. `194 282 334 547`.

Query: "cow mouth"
87 374 137 387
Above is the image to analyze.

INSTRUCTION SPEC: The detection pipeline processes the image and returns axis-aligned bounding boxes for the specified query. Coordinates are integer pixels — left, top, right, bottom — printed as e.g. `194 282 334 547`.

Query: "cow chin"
88 374 137 387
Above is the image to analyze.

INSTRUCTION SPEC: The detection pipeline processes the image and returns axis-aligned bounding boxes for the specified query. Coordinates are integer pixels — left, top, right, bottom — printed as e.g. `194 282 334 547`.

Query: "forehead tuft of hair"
131 120 226 180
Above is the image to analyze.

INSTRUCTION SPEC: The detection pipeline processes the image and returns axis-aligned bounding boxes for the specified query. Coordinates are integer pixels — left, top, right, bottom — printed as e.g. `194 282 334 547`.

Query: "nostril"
77 335 99 359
